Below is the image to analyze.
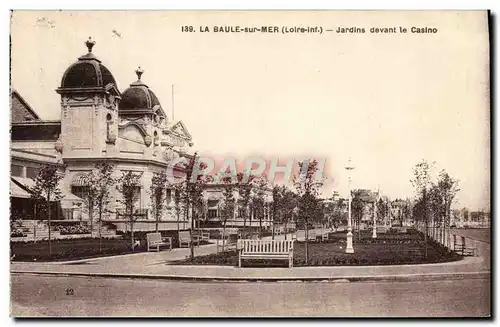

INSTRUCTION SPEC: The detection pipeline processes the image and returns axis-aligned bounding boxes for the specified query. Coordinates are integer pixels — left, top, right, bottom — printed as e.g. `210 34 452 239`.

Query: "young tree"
150 171 168 232
350 189 365 242
117 171 142 251
30 164 64 256
183 153 210 259
377 198 388 226
410 159 434 258
236 172 254 238
251 176 269 239
280 186 297 240
436 170 460 247
427 183 443 241
172 179 186 233
219 176 236 250
271 185 282 240
293 159 324 264
94 162 114 252
81 162 115 252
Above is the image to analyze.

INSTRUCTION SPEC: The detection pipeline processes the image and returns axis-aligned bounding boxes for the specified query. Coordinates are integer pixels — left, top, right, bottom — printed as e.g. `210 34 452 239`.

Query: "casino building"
10 37 274 235
11 37 198 232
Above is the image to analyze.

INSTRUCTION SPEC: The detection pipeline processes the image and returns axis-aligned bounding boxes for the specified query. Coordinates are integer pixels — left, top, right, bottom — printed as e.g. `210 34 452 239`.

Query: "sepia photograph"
9 10 491 317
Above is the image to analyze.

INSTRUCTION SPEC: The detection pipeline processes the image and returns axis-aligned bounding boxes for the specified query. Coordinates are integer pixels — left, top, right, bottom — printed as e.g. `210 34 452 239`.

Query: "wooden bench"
146 232 172 252
217 233 238 251
238 239 295 268
453 235 477 256
200 230 210 241
307 230 316 241
178 230 191 248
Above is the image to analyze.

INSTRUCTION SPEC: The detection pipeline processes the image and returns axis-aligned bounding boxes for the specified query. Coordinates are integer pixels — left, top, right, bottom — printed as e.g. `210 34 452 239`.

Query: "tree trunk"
47 193 52 257
190 205 195 259
259 214 263 240
305 222 309 265
272 221 275 240
176 209 180 236
33 204 37 243
130 206 135 252
89 207 93 238
222 219 226 252
155 206 159 233
284 221 288 240
243 213 247 239
98 205 103 253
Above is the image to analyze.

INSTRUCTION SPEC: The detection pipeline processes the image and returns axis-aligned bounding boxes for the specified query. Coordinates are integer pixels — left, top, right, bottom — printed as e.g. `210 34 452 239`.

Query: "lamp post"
345 158 355 254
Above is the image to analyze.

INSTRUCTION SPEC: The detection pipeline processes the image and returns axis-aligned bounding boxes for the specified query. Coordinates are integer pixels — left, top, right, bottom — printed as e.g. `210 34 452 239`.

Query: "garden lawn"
11 237 211 262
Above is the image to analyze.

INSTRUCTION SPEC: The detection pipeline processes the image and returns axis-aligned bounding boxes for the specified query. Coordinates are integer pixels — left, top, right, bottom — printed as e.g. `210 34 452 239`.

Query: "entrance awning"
10 178 32 199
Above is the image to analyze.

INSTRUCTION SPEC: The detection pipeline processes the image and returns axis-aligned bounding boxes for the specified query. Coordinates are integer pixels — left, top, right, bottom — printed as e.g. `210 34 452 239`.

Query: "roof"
57 38 119 93
11 90 40 122
119 68 163 114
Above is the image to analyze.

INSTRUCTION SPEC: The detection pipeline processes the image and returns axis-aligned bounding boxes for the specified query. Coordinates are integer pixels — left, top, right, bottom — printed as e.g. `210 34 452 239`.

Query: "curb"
11 270 490 283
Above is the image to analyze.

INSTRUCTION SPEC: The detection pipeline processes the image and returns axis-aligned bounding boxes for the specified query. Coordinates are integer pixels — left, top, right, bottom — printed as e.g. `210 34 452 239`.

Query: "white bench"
200 231 210 241
179 230 191 248
307 230 316 241
238 239 295 268
146 232 172 252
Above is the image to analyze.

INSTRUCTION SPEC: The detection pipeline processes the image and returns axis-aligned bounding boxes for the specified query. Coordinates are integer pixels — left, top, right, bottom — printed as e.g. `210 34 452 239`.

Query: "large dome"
59 37 117 89
119 67 161 111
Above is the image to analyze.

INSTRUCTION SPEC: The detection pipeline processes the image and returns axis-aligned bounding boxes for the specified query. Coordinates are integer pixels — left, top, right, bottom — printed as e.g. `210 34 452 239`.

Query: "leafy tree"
294 159 324 264
236 172 254 238
328 197 347 229
271 185 282 239
81 162 115 251
30 164 64 256
250 176 269 239
270 184 297 240
149 171 168 232
436 170 460 246
410 159 434 258
183 153 210 259
117 171 142 251
172 179 186 233
377 198 388 225
280 186 297 239
219 176 236 250
350 189 365 242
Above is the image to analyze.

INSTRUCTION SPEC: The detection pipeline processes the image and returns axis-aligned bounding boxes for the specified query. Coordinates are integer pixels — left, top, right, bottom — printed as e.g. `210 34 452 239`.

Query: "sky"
10 11 490 210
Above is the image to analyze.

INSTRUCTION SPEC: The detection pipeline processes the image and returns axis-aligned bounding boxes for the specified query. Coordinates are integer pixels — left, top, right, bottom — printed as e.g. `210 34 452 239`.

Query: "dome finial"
135 66 144 80
85 37 96 53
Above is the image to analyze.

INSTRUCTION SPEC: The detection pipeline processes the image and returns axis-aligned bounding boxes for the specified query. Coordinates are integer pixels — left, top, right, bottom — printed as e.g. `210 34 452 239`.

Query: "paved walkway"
11 228 490 281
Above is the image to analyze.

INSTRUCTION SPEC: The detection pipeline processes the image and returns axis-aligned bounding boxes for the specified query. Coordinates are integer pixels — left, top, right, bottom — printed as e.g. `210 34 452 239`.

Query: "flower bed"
172 237 461 267
55 224 91 235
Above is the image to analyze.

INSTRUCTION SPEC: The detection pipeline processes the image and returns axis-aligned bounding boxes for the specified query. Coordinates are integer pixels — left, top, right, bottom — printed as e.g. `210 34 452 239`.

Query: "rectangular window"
208 209 218 219
72 186 89 199
11 164 23 177
166 189 172 206
26 167 39 179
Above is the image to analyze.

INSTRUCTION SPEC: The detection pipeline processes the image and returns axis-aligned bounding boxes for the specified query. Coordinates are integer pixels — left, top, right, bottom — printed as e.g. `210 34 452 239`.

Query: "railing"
116 208 149 220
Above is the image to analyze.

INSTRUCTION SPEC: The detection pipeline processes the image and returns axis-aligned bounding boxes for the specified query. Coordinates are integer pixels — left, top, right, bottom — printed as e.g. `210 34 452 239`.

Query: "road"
11 274 490 317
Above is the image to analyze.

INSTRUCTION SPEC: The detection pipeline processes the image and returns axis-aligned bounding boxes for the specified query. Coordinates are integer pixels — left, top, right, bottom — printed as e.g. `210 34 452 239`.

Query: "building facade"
10 38 276 233
11 38 195 231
